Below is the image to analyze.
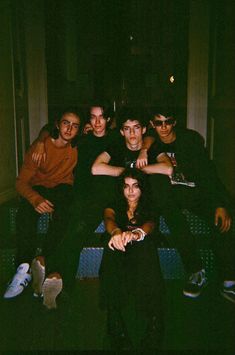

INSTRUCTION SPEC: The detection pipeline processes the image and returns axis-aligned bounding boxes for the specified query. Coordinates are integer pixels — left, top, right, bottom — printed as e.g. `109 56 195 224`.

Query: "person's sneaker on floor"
31 256 45 298
183 269 207 298
221 282 235 304
3 263 32 299
42 273 63 310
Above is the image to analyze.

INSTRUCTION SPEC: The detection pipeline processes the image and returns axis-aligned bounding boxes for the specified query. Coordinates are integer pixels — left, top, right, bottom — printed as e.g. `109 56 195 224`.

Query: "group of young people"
3 103 235 350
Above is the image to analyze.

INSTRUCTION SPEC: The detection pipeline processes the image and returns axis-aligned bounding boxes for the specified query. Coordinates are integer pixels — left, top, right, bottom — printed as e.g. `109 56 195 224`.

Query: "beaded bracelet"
132 228 147 241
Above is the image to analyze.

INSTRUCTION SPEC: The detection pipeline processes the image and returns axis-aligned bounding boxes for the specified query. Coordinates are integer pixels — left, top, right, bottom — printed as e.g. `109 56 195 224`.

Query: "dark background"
45 0 189 125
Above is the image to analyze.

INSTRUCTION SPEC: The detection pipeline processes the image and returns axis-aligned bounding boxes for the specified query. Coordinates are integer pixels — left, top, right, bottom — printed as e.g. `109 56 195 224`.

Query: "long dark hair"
117 168 153 224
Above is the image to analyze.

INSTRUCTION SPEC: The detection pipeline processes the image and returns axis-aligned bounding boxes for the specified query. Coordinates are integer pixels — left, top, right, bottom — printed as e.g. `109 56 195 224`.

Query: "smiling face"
151 114 176 143
89 106 108 137
120 119 146 150
58 113 80 143
123 177 142 204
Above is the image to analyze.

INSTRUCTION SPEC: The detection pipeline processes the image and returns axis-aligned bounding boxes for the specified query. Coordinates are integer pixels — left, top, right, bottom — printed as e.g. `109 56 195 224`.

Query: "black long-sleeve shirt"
147 127 232 210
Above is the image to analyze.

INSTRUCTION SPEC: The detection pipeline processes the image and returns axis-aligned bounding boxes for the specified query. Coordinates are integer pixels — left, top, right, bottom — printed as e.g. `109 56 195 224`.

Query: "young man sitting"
3 108 81 299
136 106 235 302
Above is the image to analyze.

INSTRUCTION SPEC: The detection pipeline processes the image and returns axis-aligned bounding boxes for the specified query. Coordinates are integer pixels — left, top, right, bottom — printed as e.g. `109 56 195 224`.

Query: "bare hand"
122 231 134 246
83 123 93 135
35 199 54 214
136 149 148 169
108 232 125 251
215 207 231 233
32 142 46 166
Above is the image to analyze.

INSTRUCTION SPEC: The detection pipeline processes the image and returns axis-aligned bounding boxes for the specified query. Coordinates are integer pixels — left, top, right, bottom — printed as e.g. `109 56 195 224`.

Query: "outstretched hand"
215 207 231 233
32 142 46 166
83 123 93 135
108 230 139 251
108 231 126 251
35 199 54 214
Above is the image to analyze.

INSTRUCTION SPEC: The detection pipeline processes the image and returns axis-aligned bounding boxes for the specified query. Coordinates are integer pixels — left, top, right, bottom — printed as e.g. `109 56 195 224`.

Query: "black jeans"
16 184 73 265
46 176 117 289
149 175 203 274
100 235 165 348
46 174 203 290
172 185 235 280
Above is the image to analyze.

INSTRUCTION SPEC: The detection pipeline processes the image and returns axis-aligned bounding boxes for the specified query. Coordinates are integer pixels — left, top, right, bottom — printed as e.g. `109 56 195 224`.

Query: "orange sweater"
16 137 78 207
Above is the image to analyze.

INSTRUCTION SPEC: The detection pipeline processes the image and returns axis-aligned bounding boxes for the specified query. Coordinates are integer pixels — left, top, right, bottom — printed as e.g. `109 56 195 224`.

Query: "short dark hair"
117 106 148 130
86 100 114 128
149 106 176 121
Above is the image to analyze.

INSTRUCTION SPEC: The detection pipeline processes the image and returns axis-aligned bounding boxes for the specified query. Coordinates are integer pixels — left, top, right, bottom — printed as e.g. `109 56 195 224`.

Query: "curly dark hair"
116 106 148 130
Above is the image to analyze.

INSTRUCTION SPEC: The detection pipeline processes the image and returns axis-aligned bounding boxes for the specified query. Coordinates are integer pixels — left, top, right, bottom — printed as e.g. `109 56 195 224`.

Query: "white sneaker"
3 263 32 299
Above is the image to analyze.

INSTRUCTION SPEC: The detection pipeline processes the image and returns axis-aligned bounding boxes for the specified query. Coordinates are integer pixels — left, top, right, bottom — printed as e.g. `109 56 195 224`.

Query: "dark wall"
208 0 235 199
44 0 189 123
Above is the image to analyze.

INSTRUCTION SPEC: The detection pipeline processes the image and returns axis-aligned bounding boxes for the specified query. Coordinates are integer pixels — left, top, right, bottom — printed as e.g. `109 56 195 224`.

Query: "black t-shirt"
147 127 231 207
147 127 209 186
74 129 121 190
106 140 164 169
107 200 155 232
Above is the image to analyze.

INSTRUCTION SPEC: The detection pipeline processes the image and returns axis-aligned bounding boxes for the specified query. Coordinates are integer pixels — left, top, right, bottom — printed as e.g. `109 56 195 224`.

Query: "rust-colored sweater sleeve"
16 137 77 208
16 144 45 208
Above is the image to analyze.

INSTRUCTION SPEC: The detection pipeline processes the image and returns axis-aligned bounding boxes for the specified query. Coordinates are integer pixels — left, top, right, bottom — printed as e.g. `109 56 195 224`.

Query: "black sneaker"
221 284 235 304
183 269 207 298
107 309 132 350
140 315 164 350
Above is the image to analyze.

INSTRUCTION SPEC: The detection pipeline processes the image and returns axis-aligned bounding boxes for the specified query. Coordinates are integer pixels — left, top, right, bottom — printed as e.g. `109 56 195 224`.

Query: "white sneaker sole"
42 277 63 309
183 282 207 298
183 290 201 298
221 291 235 304
4 284 26 299
31 259 45 297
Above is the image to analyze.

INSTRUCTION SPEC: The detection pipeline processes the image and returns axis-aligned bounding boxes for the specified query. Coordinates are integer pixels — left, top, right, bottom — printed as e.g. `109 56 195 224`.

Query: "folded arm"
16 146 54 213
140 152 173 176
136 136 156 168
91 151 125 177
104 208 155 251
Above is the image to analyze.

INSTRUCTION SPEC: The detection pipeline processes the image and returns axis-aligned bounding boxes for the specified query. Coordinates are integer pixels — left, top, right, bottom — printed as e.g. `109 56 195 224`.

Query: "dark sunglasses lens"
154 121 163 127
166 118 175 125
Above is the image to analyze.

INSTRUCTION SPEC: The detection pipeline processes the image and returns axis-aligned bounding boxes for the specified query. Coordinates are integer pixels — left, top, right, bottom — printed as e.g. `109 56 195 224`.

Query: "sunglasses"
152 117 175 127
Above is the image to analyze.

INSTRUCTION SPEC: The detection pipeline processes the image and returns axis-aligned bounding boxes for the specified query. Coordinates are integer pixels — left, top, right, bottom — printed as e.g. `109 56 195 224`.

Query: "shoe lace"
7 274 30 289
189 270 206 286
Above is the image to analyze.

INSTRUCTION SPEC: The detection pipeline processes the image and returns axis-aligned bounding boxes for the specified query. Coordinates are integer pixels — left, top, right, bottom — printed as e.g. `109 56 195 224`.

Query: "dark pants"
100 235 165 348
46 174 203 290
16 184 73 265
171 185 235 280
149 175 203 274
46 176 117 289
46 175 234 291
